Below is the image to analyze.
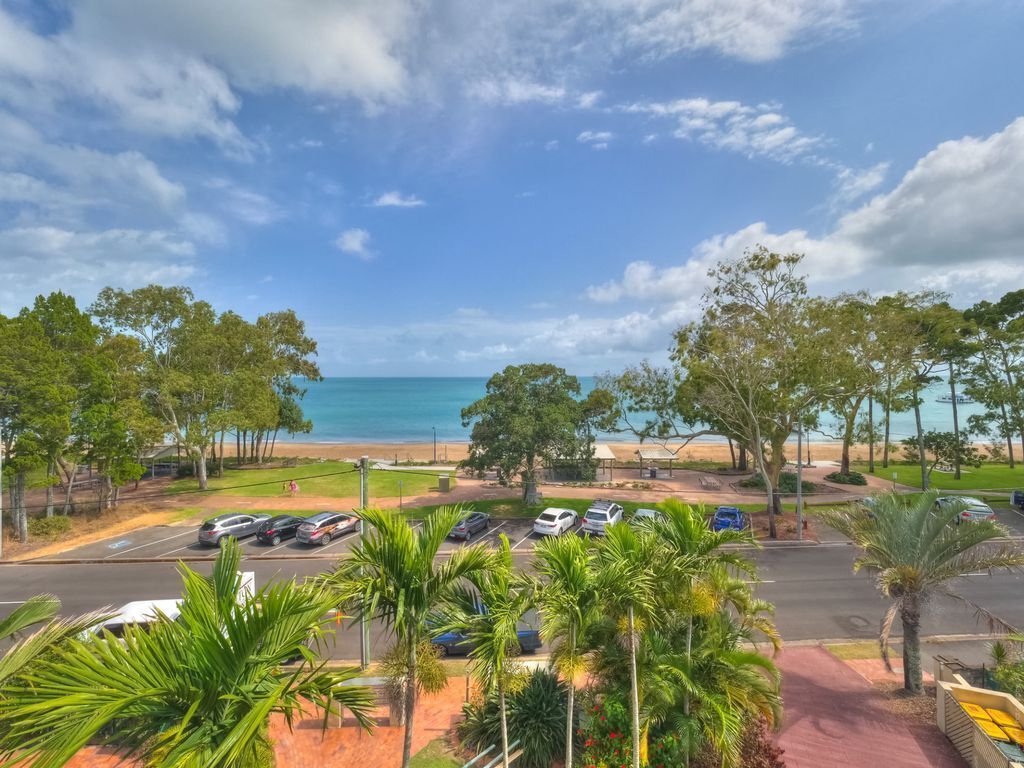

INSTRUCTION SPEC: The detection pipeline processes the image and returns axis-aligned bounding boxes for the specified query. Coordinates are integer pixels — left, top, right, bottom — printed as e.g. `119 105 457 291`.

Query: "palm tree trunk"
402 639 417 768
499 682 510 768
900 601 923 694
628 604 640 768
565 627 575 768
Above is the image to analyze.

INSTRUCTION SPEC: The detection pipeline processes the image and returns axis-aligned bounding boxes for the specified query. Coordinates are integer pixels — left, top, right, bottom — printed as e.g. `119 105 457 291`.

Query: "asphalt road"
4 540 1024 661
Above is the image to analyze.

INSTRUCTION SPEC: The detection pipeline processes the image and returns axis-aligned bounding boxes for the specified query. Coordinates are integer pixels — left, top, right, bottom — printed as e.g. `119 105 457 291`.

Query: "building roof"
139 444 178 461
593 443 616 461
636 446 678 461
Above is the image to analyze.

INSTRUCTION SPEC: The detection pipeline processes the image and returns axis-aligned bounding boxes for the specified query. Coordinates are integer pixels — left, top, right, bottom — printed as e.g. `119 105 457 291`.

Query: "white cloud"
831 161 889 207
588 117 1024 309
412 349 439 362
298 138 323 148
470 78 566 105
544 139 560 151
372 190 426 208
206 178 284 225
335 227 374 260
577 130 614 150
622 97 821 163
577 90 603 109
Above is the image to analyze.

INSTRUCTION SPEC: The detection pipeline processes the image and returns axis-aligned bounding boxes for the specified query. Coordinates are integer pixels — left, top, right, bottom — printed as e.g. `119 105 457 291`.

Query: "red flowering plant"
578 698 634 768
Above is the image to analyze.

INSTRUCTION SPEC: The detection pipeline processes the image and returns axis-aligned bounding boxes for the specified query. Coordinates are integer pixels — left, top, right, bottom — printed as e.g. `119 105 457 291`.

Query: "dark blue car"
711 506 746 531
432 628 542 656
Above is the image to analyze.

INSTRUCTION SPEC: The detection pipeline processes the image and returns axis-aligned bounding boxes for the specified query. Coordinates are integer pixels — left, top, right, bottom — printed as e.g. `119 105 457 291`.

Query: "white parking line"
485 521 509 539
104 529 195 559
263 538 296 555
511 531 534 550
317 530 360 552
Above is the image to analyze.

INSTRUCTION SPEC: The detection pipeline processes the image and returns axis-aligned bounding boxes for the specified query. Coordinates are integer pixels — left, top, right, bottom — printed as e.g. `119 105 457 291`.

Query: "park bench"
699 475 722 490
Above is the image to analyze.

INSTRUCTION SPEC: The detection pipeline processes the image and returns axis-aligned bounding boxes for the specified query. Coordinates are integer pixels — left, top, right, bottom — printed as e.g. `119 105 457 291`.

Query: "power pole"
358 455 370 668
795 421 803 542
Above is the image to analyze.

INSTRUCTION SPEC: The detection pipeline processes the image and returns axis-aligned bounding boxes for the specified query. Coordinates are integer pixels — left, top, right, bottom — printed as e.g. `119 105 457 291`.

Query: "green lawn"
409 739 461 768
855 461 1024 492
165 462 453 499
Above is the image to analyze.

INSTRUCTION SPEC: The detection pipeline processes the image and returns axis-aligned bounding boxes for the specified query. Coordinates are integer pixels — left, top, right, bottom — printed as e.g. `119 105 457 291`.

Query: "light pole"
795 420 803 541
358 455 370 668
432 426 436 465
0 424 4 560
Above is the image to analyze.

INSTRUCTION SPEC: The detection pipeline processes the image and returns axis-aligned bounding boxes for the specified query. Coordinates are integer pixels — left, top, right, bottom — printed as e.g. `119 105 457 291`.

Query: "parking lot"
32 502 1024 564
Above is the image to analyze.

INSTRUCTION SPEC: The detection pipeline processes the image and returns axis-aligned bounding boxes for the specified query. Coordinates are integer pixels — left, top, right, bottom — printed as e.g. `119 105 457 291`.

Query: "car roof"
206 513 241 524
540 507 574 516
305 511 346 523
103 599 181 625
267 514 299 523
716 506 741 515
588 500 620 511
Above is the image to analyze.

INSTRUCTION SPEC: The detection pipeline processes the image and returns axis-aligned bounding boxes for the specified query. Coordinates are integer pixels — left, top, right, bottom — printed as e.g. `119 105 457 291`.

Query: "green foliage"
739 471 815 493
0 540 375 767
824 470 867 486
409 739 461 768
460 363 611 494
26 515 72 539
692 718 786 768
900 430 983 478
458 670 570 768
578 697 634 768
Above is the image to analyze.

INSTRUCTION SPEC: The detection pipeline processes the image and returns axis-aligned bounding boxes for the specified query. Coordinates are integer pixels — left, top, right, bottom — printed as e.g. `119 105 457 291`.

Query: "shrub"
692 717 785 768
739 471 815 494
28 515 72 540
578 697 633 768
824 470 867 486
458 670 569 768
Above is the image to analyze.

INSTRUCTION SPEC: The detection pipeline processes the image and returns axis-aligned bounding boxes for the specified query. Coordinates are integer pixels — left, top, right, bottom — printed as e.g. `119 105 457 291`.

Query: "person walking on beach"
289 479 299 496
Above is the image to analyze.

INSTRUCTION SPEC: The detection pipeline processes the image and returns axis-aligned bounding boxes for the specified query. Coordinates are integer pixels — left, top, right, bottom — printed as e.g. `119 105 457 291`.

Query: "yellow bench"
1005 727 1024 748
962 702 991 720
986 708 1020 729
977 720 1010 741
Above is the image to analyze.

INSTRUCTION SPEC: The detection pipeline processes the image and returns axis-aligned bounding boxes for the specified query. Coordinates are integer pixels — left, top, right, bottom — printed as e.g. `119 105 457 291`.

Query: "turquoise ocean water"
287 377 982 445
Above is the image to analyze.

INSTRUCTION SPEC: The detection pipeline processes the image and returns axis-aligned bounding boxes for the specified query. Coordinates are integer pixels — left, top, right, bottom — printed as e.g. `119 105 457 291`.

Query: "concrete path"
777 646 965 768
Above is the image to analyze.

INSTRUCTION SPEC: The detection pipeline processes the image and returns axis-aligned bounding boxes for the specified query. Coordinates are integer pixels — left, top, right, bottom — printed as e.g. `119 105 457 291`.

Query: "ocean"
286 377 986 445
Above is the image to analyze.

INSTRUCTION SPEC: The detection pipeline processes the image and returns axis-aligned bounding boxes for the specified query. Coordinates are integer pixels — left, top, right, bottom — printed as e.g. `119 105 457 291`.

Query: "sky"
1 1 1023 376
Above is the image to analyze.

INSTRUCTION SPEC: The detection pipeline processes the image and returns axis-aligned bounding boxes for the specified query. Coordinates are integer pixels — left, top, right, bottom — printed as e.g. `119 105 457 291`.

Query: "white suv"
581 500 624 536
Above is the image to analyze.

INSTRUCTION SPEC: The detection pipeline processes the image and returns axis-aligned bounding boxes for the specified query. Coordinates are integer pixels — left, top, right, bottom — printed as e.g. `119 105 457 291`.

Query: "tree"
899 430 982 483
594 523 659 768
533 533 601 768
461 364 610 503
438 535 535 768
323 507 491 768
820 491 1024 693
0 540 375 766
673 248 830 537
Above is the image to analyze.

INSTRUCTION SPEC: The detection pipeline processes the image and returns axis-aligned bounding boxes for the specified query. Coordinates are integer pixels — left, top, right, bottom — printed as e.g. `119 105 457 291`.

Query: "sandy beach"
263 440 876 464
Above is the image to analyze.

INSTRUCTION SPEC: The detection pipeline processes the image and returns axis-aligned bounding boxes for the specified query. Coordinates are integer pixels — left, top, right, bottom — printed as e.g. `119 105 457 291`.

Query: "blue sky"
1 1 1023 376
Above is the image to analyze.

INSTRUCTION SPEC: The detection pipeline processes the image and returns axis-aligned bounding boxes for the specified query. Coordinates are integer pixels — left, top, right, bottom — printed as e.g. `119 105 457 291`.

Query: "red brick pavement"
777 647 965 768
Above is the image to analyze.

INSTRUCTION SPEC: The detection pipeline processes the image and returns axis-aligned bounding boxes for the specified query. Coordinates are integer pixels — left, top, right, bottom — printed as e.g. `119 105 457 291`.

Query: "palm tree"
0 595 106 688
594 522 659 768
533 532 600 768
324 506 491 768
821 491 1024 693
437 534 535 768
0 540 375 767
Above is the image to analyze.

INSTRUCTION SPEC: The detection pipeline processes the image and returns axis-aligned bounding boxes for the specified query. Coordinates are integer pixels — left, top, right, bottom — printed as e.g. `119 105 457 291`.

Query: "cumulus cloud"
577 130 614 150
831 162 889 207
205 178 284 225
577 90 603 109
470 77 566 105
334 228 374 260
588 117 1024 308
372 190 426 208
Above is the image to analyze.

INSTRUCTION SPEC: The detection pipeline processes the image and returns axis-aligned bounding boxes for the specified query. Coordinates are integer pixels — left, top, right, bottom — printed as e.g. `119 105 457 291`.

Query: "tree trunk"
628 605 641 768
999 402 1016 468
194 448 209 491
45 460 54 517
762 472 777 539
219 431 226 477
565 665 575 768
868 394 876 474
63 470 76 515
738 446 748 471
236 431 241 467
949 365 962 480
913 389 928 491
883 378 892 468
402 639 418 768
900 602 923 694
727 438 736 470
499 682 510 768
997 345 1024 460
255 430 264 465
15 471 28 544
267 427 279 462
840 426 853 476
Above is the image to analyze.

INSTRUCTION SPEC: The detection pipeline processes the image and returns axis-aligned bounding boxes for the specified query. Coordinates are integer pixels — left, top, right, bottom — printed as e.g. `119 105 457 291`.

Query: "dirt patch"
874 681 940 727
747 510 821 542
1 504 205 561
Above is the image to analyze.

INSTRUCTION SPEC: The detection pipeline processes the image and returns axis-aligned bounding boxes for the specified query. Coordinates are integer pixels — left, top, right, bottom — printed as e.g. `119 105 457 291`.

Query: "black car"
432 627 542 656
449 511 490 541
255 515 304 546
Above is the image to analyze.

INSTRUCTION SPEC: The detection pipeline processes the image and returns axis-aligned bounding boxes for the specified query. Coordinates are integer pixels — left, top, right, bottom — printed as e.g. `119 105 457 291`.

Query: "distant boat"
936 393 974 404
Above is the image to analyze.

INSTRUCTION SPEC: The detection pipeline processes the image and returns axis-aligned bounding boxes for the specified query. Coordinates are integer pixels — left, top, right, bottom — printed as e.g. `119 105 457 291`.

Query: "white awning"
593 443 616 461
139 444 178 461
636 446 677 461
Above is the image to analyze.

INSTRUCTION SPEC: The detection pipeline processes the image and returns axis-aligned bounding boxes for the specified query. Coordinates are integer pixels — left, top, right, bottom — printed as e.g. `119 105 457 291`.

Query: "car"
631 507 665 525
295 512 359 546
532 507 578 537
449 511 490 540
197 513 272 547
581 500 624 536
87 599 182 639
935 496 997 524
432 627 542 656
255 514 305 545
711 506 746 531
1010 490 1024 510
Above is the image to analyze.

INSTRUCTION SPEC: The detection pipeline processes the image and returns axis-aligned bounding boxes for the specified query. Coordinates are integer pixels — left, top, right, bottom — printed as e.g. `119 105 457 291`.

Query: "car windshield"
200 522 217 531
586 511 607 522
538 513 557 522
718 510 739 519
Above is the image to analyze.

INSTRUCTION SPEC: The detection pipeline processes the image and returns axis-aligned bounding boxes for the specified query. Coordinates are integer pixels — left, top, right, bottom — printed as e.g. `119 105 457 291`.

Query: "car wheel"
320 533 332 546
466 529 473 541
270 535 282 546
520 644 537 655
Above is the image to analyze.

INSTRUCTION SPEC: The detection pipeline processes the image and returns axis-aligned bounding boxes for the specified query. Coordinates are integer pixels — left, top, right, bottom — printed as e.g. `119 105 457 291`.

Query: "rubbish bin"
438 475 451 492
648 467 657 480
